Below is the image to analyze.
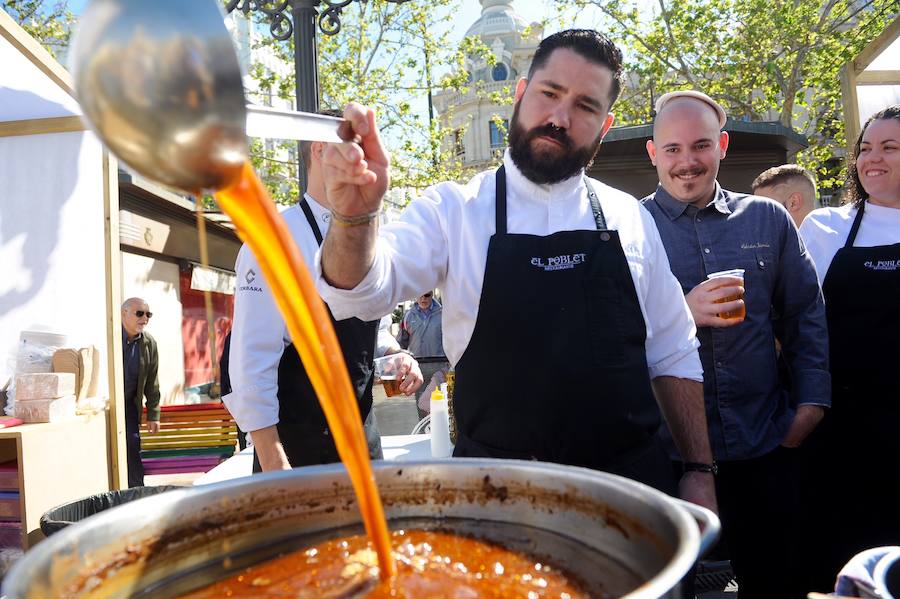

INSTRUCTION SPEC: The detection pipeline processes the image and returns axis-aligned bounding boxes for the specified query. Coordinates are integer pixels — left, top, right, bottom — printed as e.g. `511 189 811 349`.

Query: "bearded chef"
315 30 717 512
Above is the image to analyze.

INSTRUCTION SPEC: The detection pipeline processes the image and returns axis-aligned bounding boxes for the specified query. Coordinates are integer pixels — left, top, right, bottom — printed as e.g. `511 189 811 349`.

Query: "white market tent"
0 9 127 490
841 16 900 149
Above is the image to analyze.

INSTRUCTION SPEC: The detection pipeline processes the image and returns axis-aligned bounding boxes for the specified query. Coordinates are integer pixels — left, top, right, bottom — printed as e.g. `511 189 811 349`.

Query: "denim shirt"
643 184 830 461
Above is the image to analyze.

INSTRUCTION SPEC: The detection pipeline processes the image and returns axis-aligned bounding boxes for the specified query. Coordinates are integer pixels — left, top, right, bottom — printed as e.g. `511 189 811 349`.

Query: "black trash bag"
40 486 179 537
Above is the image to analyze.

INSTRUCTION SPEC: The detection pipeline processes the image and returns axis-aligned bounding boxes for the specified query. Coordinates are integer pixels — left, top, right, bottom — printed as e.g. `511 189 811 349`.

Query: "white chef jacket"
316 151 702 382
223 194 397 434
799 202 900 286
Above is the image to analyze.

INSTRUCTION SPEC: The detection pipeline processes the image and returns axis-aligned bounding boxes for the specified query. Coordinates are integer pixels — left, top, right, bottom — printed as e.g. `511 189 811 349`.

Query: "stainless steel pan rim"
3 459 718 599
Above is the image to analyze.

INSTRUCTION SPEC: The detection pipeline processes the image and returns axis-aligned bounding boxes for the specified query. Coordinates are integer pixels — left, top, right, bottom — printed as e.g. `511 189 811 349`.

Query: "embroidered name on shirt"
741 242 771 250
864 260 900 271
531 253 587 271
238 285 264 293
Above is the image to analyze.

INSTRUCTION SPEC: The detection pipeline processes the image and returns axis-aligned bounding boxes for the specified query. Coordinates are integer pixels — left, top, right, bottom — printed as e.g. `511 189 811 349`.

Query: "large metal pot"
2 459 718 598
858 548 900 599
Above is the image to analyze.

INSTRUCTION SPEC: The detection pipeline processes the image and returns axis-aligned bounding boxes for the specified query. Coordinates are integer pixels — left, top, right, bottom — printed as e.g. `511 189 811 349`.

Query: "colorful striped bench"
140 403 238 475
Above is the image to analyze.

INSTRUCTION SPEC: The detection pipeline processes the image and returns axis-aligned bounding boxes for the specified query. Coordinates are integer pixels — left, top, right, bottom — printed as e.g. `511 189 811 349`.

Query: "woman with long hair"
798 104 900 590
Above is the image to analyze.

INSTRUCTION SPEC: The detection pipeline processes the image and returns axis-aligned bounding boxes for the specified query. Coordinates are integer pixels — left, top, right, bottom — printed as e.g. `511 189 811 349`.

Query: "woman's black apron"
253 199 378 470
804 200 900 587
452 167 673 492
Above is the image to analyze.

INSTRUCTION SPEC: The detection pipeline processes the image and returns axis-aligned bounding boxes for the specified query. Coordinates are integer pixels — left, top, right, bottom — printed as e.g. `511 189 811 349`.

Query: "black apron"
804 200 900 586
253 199 379 469
452 167 672 490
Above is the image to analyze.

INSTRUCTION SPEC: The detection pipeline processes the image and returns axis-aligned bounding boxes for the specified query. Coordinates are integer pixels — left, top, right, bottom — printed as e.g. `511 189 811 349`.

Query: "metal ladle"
70 1 348 189
71 0 247 192
70 0 395 580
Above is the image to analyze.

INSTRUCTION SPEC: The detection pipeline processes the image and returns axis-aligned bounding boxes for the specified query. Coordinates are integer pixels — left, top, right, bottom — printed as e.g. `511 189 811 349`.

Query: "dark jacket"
136 331 161 421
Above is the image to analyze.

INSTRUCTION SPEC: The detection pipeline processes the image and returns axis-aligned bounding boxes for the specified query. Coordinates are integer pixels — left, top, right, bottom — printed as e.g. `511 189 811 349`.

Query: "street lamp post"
225 0 411 192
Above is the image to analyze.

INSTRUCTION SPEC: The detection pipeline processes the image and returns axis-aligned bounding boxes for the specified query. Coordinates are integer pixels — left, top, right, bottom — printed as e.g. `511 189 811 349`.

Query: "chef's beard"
507 105 603 185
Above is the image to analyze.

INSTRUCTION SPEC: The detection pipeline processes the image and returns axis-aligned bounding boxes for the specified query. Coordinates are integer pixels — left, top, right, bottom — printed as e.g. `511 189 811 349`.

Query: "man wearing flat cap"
642 90 830 598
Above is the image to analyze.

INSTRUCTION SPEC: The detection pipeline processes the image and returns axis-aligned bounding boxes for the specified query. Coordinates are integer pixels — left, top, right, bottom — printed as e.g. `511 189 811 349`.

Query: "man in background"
399 291 446 417
643 90 829 598
399 291 444 358
752 164 818 227
224 111 422 472
121 297 160 487
399 291 445 358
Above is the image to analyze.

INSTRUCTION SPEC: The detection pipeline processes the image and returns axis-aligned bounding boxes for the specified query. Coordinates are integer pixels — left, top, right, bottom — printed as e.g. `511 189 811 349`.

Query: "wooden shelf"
0 414 110 548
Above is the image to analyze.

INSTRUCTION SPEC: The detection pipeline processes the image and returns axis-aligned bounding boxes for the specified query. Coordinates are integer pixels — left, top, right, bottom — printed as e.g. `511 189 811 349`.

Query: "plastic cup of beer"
374 354 405 397
706 268 746 320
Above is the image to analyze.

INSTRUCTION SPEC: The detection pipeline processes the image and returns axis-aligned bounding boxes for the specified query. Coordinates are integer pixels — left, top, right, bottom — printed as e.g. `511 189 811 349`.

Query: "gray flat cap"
655 90 727 128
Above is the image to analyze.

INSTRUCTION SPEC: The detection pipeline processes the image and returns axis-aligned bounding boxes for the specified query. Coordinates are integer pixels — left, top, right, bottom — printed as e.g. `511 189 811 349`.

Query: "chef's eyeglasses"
133 310 153 319
421 293 433 298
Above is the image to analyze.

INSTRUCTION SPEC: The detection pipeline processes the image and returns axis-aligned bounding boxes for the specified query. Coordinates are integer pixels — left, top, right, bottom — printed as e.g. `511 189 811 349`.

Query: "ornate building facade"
433 0 542 171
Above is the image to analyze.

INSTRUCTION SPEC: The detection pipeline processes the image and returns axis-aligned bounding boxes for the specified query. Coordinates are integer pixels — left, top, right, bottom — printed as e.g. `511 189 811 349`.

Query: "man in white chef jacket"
224 112 423 471
316 30 717 512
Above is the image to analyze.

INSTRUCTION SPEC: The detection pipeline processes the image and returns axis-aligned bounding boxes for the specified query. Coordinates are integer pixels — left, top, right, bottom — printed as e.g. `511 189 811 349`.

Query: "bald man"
752 164 818 227
121 297 161 487
641 91 830 598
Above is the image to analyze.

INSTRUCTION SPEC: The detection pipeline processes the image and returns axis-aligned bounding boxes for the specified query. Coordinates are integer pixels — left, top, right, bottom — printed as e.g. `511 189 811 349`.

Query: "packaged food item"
14 395 76 423
14 373 75 401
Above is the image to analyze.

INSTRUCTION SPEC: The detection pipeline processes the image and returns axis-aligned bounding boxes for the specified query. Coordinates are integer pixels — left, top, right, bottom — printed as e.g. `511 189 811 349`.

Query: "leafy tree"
229 0 495 205
2 0 74 58
566 0 899 192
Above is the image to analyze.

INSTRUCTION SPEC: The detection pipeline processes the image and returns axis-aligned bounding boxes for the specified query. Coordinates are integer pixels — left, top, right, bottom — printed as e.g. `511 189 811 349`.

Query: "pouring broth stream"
214 163 395 579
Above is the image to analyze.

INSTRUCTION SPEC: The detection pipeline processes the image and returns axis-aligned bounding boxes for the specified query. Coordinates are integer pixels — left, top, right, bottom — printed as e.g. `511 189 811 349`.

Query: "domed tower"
433 0 542 172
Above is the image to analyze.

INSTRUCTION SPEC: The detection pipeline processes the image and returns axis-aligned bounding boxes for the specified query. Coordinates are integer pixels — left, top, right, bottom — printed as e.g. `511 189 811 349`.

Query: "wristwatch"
682 461 718 475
